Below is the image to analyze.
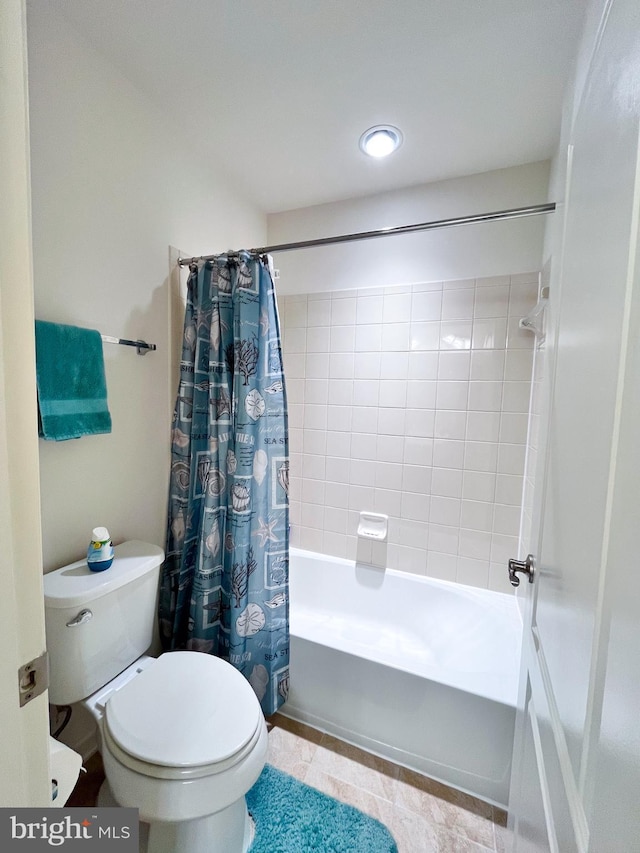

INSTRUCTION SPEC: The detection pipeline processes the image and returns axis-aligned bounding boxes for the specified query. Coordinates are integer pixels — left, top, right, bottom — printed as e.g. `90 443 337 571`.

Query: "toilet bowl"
93 652 268 853
43 541 268 853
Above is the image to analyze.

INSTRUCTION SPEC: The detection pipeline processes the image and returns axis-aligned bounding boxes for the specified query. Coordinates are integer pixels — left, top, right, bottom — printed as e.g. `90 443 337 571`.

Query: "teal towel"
35 320 112 441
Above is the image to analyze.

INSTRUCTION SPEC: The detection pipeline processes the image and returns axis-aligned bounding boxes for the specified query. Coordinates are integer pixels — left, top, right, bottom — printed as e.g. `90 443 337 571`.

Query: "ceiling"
52 0 587 214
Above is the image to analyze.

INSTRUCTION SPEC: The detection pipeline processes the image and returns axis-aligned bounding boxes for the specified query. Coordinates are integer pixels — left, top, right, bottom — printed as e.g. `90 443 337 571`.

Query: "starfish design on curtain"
253 516 279 546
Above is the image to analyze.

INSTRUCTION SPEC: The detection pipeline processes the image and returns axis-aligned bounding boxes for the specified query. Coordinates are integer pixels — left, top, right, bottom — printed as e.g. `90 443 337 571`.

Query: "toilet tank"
43 540 164 705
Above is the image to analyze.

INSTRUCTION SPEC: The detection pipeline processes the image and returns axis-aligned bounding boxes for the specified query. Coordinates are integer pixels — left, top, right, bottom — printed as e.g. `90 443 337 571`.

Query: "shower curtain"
159 252 289 716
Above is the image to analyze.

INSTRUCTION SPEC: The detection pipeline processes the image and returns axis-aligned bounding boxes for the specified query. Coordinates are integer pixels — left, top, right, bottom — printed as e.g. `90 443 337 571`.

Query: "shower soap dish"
357 511 388 541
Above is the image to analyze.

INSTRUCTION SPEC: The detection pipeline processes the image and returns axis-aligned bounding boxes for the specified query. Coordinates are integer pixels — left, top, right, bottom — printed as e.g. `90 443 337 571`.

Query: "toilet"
43 540 268 853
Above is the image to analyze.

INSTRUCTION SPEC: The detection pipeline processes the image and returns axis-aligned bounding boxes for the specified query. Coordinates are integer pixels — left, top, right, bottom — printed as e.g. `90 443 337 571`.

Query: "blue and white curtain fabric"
159 252 289 716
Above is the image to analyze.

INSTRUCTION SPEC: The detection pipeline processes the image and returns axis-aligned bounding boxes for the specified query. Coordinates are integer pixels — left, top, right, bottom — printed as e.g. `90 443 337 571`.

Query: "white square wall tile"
468 381 502 412
431 467 463 498
466 411 500 442
459 528 492 560
374 488 403 517
493 503 521 537
461 500 494 532
410 322 440 351
426 551 458 582
378 407 405 435
356 295 384 324
462 471 496 503
412 290 442 321
503 381 532 413
401 492 430 522
436 381 469 409
381 323 411 352
327 431 351 458
379 379 407 408
330 325 356 353
305 353 329 378
430 496 461 526
377 434 405 463
355 324 382 352
380 352 410 380
470 350 505 381
456 557 490 589
505 349 534 381
408 351 439 379
472 318 507 350
464 441 498 472
473 286 510 318
405 408 436 438
500 412 529 444
329 353 355 379
440 321 472 350
306 326 330 352
402 465 433 494
441 288 475 320
406 380 437 409
375 462 404 490
330 297 356 326
432 438 465 469
325 481 349 508
495 474 524 506
352 406 378 434
286 299 308 327
305 379 329 405
404 436 434 466
353 379 379 406
383 292 412 322
303 403 327 430
350 432 378 460
307 300 331 327
434 410 467 440
497 443 527 476
331 379 353 405
438 351 471 380
428 525 459 555
354 352 381 379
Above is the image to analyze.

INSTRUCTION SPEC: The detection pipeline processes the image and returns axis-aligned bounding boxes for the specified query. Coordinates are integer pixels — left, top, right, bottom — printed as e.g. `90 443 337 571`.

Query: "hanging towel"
34 320 112 440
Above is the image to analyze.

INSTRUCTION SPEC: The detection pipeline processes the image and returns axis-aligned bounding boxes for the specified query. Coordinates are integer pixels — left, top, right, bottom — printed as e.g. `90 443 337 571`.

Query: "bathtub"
281 548 522 807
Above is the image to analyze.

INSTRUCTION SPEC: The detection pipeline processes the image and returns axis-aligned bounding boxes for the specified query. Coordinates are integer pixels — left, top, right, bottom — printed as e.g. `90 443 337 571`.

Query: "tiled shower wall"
279 272 539 593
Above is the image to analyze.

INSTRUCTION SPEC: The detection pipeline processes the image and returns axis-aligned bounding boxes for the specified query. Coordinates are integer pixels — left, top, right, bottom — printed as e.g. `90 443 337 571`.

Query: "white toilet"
43 539 268 853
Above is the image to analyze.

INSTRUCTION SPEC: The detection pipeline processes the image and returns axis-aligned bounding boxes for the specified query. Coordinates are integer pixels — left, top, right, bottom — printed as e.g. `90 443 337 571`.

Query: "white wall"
27 3 266 571
268 161 550 294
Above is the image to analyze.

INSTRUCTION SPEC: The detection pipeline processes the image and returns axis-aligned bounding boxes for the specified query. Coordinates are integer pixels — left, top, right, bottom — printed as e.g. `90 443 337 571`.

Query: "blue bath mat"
247 764 398 853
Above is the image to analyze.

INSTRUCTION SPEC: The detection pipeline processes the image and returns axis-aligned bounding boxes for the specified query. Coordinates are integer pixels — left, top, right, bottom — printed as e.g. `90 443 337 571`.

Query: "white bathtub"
281 548 522 807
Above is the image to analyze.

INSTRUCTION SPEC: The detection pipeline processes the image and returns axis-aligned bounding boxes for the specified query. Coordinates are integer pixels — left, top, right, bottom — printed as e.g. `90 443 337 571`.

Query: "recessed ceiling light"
359 125 403 158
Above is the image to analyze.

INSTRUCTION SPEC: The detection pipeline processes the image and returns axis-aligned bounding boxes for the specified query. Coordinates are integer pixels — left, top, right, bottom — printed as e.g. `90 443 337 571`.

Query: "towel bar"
100 335 156 355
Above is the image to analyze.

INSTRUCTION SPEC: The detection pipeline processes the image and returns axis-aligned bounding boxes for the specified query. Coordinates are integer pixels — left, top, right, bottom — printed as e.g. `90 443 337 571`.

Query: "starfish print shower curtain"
159 252 290 716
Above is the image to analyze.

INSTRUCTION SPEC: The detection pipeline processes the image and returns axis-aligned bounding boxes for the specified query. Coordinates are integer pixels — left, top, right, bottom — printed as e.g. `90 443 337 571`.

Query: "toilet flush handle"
66 609 93 627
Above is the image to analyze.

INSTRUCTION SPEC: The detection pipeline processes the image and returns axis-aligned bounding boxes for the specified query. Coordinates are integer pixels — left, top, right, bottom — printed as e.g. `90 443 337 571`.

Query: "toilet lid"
104 652 263 768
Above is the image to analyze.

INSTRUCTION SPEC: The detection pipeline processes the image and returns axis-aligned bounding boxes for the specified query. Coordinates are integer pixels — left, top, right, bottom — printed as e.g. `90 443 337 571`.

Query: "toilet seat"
104 651 263 780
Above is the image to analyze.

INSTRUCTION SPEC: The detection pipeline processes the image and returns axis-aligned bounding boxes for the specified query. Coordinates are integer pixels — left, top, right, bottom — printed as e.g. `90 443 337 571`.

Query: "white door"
0 0 51 806
509 0 640 851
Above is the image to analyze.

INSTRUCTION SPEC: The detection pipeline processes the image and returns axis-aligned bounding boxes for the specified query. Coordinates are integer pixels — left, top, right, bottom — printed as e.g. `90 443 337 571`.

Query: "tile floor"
66 713 511 853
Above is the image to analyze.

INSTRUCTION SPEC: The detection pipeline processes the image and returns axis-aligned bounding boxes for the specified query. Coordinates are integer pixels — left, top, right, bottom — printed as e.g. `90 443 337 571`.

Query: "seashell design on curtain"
159 252 290 716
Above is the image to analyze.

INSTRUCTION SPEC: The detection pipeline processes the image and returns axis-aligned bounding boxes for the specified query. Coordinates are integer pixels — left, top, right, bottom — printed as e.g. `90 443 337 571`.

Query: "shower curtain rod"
177 202 556 266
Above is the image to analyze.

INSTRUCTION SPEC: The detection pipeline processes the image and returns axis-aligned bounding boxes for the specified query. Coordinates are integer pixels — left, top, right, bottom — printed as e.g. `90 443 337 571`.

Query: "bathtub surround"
280 272 538 592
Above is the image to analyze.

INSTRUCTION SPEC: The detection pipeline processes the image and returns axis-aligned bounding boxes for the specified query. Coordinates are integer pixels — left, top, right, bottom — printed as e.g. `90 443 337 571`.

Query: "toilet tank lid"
43 540 164 609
